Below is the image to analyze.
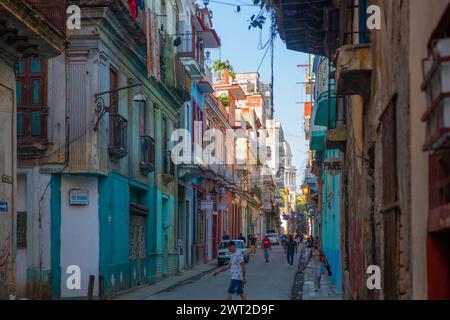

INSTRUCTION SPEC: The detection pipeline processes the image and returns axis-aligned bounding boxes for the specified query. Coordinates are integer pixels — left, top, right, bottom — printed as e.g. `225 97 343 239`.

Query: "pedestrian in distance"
301 241 330 291
213 241 247 300
249 235 257 255
262 236 271 263
281 234 288 253
223 232 230 241
286 235 297 267
238 233 246 245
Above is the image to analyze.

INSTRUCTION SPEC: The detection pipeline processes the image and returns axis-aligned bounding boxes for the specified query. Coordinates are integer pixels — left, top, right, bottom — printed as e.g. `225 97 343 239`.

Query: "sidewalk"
291 245 341 300
301 264 341 300
113 262 218 300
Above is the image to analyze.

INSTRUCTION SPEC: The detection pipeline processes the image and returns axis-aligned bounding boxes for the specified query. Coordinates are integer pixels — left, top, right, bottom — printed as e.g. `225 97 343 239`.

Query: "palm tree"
211 59 236 80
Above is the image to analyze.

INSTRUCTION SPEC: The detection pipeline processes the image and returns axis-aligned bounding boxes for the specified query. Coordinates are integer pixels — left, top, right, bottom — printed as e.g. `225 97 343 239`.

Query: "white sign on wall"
200 199 214 211
69 189 89 206
323 158 343 176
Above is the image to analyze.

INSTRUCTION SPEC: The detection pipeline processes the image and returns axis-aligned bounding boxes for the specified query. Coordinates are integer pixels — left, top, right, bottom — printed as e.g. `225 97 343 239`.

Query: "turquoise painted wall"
321 149 342 294
50 174 61 298
98 172 159 293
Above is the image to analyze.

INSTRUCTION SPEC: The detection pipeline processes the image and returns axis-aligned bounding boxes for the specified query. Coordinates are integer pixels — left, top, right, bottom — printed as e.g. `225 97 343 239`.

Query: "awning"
310 131 325 152
199 29 221 48
314 92 337 128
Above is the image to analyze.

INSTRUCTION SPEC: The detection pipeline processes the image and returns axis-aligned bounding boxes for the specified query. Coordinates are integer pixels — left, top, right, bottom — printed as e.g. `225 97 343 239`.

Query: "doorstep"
112 261 218 300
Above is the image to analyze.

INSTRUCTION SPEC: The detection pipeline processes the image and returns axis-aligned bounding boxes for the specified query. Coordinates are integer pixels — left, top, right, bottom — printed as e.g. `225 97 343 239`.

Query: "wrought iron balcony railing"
109 114 128 159
140 136 155 175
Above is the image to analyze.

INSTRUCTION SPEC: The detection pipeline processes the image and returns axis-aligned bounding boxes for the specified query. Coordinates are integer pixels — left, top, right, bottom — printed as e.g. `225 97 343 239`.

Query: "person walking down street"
302 241 329 291
262 236 271 263
286 235 297 267
238 233 246 245
249 235 257 255
223 232 230 241
213 241 247 300
280 234 288 253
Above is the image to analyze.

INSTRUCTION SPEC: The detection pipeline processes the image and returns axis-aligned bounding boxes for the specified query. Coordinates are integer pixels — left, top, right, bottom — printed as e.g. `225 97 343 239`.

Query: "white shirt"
229 250 244 280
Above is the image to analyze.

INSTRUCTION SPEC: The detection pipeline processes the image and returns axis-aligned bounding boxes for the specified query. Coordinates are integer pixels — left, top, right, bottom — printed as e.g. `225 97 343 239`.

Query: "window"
109 68 118 114
162 116 169 174
139 101 146 137
15 58 48 142
17 212 27 249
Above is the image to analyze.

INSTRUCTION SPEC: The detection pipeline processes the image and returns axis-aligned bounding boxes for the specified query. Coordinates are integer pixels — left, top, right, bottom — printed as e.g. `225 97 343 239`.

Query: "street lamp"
93 83 144 131
301 184 310 196
203 0 209 8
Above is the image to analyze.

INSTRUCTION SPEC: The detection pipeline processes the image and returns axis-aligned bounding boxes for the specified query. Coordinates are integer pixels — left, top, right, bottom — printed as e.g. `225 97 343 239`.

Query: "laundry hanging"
136 0 145 11
127 0 137 22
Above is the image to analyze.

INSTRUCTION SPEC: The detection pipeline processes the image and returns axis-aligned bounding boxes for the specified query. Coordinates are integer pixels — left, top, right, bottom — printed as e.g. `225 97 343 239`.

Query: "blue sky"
206 2 309 189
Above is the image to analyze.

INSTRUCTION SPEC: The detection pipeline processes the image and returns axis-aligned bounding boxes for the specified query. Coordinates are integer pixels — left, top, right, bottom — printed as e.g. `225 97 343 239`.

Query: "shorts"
228 279 244 295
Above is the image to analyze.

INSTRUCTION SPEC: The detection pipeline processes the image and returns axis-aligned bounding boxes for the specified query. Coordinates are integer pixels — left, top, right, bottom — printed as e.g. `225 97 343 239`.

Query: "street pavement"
145 245 301 300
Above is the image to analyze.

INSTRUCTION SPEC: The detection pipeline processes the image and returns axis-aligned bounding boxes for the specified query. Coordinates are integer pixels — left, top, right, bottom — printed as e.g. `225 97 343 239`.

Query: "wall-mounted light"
301 184 310 196
94 83 144 131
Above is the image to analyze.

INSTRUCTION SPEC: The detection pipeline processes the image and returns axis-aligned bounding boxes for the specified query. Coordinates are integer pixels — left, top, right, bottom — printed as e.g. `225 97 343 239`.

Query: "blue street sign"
0 200 8 212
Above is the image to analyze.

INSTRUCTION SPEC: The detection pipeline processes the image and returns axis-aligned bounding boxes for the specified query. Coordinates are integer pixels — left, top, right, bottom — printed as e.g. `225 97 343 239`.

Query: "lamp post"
93 83 145 131
301 184 310 197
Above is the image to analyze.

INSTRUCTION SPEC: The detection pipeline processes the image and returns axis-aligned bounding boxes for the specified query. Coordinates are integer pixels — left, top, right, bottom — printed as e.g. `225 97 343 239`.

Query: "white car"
217 240 249 266
266 233 279 246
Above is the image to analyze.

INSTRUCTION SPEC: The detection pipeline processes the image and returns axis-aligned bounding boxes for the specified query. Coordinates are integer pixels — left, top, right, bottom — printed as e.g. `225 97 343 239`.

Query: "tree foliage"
248 0 273 29
210 59 236 79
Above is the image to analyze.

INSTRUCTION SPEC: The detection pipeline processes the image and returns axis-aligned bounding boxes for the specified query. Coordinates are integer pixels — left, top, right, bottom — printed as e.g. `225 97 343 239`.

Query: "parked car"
217 240 249 266
266 233 279 246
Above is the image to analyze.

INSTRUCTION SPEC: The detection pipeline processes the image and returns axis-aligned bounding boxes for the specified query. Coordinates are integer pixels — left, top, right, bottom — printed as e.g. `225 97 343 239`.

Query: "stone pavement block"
299 249 341 300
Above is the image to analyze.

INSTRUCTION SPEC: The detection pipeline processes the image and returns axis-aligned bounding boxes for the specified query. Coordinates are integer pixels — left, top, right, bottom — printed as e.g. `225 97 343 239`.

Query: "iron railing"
109 114 128 159
140 136 155 175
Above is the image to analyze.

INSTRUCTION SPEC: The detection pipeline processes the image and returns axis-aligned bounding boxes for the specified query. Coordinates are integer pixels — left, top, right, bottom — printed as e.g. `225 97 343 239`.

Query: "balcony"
326 127 347 152
194 8 221 49
163 151 176 184
109 114 128 160
24 0 66 35
140 136 155 176
17 106 48 157
0 0 66 58
335 44 373 97
176 34 203 81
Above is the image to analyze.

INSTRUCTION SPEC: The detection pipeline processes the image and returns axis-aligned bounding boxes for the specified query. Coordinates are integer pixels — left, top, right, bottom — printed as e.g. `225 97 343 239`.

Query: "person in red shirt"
262 236 271 263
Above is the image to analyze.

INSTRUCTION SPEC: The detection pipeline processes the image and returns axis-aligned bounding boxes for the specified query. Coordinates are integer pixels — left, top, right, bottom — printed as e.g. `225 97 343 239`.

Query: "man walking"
238 233 246 245
249 235 257 255
213 241 247 300
262 236 271 263
223 232 230 241
286 235 297 267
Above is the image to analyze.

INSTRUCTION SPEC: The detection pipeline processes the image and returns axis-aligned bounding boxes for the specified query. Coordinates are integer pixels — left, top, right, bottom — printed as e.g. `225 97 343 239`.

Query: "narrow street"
146 246 300 300
2 0 450 303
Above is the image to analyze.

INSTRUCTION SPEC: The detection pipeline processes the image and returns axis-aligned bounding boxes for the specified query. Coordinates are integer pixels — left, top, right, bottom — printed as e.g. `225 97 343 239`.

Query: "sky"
206 1 310 190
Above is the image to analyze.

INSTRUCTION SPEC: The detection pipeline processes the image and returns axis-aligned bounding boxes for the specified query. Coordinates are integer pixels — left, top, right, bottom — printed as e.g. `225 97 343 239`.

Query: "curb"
291 246 306 300
112 264 219 300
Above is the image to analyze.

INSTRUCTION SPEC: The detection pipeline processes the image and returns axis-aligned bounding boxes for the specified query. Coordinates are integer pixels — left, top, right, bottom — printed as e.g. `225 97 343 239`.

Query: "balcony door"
16 58 48 145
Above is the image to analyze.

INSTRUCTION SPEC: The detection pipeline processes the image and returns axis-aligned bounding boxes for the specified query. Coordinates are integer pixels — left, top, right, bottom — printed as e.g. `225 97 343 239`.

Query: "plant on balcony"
211 59 236 80
218 93 230 107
